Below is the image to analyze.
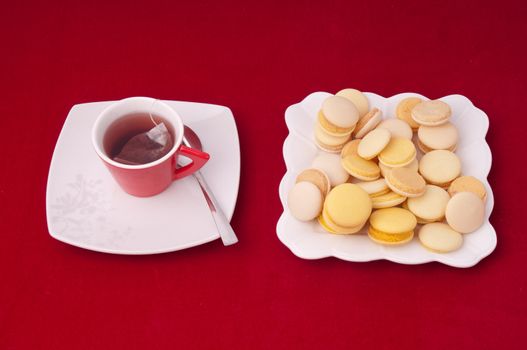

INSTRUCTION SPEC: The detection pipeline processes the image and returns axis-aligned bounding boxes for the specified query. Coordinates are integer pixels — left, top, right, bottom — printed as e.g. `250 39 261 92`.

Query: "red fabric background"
1 1 526 349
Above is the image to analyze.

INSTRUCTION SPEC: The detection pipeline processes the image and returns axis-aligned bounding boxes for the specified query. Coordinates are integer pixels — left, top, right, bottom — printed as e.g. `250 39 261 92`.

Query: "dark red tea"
103 113 175 165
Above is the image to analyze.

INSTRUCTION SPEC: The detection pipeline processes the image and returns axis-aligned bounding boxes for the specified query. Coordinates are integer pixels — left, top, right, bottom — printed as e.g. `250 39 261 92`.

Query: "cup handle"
173 145 210 180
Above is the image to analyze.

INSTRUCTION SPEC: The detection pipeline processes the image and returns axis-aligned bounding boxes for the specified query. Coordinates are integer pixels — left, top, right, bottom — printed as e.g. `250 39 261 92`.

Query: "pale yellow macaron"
296 168 330 197
419 150 461 188
406 185 450 222
340 139 361 159
445 191 485 233
341 155 380 181
358 128 391 160
378 138 416 168
353 108 383 138
314 123 350 153
417 122 458 153
448 175 487 202
336 88 369 118
318 96 359 136
396 97 422 130
320 183 372 234
288 181 323 221
355 178 390 197
376 118 413 140
368 207 417 245
371 191 407 209
411 100 451 126
385 167 426 197
379 158 418 178
418 223 463 253
311 153 349 187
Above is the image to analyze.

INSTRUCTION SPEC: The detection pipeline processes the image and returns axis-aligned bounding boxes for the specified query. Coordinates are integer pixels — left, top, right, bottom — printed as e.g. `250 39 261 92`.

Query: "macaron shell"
354 108 383 138
448 175 487 201
324 183 372 228
355 178 388 195
315 123 351 147
406 185 450 221
417 139 457 154
321 95 360 129
419 150 461 186
296 168 330 197
371 191 407 209
418 223 463 253
336 88 369 117
396 97 422 130
340 139 361 158
411 100 452 126
287 182 323 221
341 155 381 181
445 191 485 233
385 167 426 197
418 122 458 150
368 226 414 245
369 207 417 234
320 208 366 234
379 158 418 177
311 153 350 187
358 128 391 160
378 138 416 167
376 118 413 140
318 110 356 136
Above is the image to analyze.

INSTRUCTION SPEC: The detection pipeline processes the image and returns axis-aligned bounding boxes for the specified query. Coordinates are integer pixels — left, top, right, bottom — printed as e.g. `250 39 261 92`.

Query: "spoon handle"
193 171 238 246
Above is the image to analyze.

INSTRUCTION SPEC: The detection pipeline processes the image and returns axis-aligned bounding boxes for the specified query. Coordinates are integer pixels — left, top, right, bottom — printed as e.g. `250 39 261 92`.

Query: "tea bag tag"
146 122 169 146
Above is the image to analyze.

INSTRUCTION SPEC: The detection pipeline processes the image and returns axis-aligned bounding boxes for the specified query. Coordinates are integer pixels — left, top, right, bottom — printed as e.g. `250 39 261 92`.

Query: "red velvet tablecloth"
1 1 526 348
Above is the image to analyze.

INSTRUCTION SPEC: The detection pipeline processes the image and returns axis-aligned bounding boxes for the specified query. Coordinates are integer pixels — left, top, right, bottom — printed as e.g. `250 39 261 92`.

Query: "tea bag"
113 122 173 165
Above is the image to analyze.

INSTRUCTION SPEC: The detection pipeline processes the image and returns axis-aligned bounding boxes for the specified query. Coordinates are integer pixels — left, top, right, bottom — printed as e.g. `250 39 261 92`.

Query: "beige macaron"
376 118 413 140
406 185 450 222
371 191 407 209
417 122 458 152
314 124 351 153
379 158 418 178
411 100 452 126
445 191 485 233
419 150 461 187
296 168 330 197
418 223 463 253
353 108 383 139
378 138 416 168
287 181 323 221
336 88 369 118
396 97 422 130
448 176 487 201
318 96 359 136
355 178 389 197
340 139 361 159
311 153 349 187
358 128 391 160
385 167 426 197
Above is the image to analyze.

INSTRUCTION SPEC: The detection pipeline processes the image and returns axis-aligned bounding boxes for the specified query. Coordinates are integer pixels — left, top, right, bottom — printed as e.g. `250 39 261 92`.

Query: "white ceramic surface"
277 92 495 268
46 100 240 254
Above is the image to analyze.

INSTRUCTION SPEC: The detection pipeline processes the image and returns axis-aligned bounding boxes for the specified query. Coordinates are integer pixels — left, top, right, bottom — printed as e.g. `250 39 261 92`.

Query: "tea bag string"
148 99 159 126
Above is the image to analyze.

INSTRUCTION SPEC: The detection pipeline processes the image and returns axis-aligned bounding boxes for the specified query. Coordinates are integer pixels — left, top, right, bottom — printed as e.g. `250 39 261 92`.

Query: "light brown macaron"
296 168 331 197
448 176 487 202
376 118 413 140
418 223 463 253
340 139 361 159
411 100 452 126
445 191 485 233
314 123 351 153
353 108 383 139
379 158 418 178
417 122 458 152
396 97 422 130
385 167 426 197
419 150 461 188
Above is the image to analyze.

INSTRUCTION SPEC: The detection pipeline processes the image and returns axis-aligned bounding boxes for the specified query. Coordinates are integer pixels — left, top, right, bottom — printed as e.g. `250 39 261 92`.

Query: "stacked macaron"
287 89 489 255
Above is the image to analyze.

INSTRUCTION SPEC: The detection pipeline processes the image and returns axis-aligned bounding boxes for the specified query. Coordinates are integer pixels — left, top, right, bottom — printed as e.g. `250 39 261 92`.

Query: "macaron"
340 139 361 159
378 138 416 168
311 153 349 187
318 96 359 136
419 150 461 188
358 128 391 160
314 123 351 153
396 97 422 130
341 155 381 181
385 167 426 197
379 158 418 178
355 178 390 197
448 175 487 201
418 223 463 253
371 191 407 209
376 118 413 140
336 88 369 118
406 185 450 222
320 183 372 234
296 168 330 197
288 181 323 221
411 100 451 126
417 122 458 153
353 108 383 138
368 207 417 245
445 191 485 233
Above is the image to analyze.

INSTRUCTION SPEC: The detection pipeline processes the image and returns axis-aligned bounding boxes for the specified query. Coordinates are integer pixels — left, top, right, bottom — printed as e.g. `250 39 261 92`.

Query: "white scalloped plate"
277 92 496 268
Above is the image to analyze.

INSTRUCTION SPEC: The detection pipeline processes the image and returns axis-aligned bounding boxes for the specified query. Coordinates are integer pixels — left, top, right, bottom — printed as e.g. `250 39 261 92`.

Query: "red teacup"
91 97 209 197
